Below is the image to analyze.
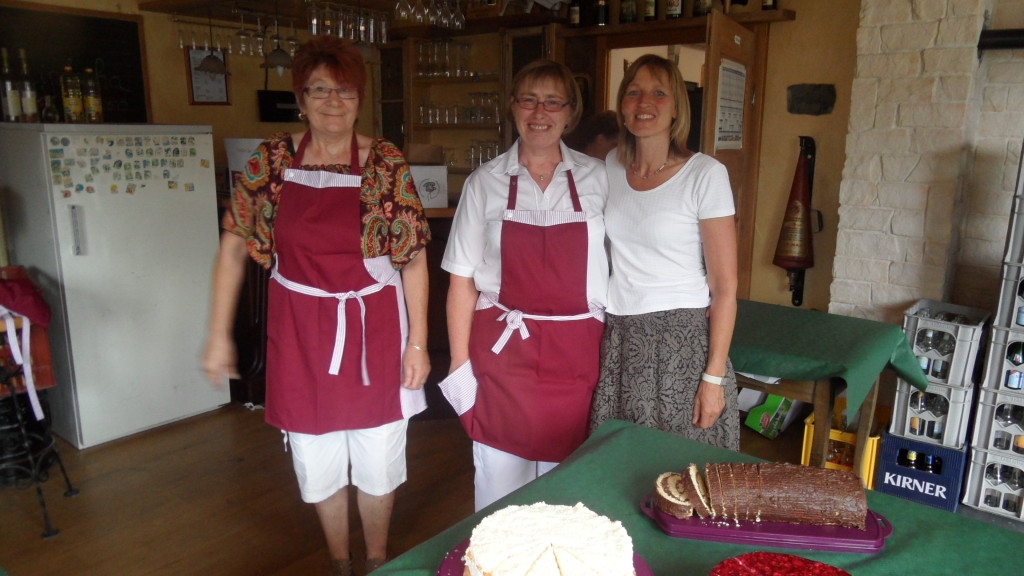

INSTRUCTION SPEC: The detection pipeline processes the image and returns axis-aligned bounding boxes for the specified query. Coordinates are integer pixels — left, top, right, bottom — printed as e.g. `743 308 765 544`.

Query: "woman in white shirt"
441 59 609 510
589 54 740 450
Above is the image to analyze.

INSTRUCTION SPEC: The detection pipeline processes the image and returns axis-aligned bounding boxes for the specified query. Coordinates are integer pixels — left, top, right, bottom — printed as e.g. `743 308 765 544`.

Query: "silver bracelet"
701 372 724 386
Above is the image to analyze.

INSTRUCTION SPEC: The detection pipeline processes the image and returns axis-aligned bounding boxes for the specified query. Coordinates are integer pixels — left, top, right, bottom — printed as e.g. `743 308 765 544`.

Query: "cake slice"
680 463 714 519
652 472 694 519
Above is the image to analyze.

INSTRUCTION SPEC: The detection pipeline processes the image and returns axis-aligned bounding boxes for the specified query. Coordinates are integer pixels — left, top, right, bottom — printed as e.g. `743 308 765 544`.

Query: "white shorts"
473 441 558 511
286 419 409 504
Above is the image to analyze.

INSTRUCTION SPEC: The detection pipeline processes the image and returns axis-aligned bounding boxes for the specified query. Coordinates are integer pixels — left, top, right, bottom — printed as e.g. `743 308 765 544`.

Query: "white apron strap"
271 263 400 384
0 307 43 421
476 292 606 354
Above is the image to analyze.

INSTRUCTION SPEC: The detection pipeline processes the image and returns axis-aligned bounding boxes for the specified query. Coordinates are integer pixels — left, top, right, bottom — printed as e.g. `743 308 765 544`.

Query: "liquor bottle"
568 0 581 26
41 94 61 123
60 64 85 124
1 47 22 122
644 0 656 20
17 49 39 123
596 0 608 25
82 67 104 123
666 0 681 18
620 0 637 23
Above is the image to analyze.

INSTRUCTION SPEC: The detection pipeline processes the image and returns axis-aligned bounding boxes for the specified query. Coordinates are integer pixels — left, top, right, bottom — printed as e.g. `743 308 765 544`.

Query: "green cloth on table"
377 420 1021 575
731 299 929 416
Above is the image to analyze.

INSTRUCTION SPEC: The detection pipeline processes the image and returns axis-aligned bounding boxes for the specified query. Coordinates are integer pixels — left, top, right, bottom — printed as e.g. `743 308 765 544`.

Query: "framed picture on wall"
186 49 229 105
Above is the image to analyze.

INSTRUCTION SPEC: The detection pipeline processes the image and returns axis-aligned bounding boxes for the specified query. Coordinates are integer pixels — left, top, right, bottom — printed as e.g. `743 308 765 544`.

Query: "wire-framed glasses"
304 86 359 100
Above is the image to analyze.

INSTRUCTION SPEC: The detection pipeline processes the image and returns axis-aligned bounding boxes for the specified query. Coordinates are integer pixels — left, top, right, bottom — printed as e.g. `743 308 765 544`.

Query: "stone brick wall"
831 0 1024 323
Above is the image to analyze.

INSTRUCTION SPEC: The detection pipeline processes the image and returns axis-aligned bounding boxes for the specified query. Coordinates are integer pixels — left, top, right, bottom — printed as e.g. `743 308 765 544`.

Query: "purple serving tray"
641 495 893 554
437 537 654 576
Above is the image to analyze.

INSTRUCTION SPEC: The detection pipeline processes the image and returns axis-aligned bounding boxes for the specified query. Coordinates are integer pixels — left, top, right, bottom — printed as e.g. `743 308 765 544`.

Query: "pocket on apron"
438 359 478 416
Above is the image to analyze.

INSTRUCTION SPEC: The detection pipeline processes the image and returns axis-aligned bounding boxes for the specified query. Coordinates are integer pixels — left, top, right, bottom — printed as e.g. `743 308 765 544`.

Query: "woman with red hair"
203 36 431 576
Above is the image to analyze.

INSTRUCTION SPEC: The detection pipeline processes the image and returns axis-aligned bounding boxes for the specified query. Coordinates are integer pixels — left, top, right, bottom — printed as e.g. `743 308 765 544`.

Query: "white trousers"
473 441 558 511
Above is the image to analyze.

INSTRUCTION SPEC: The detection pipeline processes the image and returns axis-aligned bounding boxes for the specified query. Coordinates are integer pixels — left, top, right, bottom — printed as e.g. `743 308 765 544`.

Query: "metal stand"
0 366 78 538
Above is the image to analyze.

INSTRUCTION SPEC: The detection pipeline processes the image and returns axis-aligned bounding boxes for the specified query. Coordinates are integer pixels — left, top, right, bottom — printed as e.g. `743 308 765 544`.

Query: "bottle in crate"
891 378 972 448
962 448 1024 520
972 388 1024 456
903 299 989 389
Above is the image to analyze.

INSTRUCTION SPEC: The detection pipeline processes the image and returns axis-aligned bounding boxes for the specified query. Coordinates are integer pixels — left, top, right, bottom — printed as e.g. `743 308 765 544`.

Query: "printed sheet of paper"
714 58 747 151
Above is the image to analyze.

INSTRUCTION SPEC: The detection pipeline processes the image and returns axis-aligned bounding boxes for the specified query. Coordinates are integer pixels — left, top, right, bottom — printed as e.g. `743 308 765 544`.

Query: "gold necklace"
632 159 670 180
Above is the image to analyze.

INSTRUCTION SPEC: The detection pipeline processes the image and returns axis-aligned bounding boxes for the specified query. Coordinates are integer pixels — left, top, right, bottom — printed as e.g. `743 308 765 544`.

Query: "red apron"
265 132 413 434
461 173 604 462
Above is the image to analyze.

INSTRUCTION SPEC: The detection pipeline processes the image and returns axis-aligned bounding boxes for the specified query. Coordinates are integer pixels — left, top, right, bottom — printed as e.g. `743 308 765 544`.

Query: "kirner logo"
882 472 947 499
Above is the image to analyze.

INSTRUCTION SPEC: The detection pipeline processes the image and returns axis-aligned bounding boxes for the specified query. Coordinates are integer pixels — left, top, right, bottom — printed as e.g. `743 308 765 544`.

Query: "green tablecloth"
731 299 929 416
377 420 1021 575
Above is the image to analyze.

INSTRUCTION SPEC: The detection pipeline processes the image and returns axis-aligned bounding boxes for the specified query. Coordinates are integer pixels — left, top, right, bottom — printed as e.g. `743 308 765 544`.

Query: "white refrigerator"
0 124 229 448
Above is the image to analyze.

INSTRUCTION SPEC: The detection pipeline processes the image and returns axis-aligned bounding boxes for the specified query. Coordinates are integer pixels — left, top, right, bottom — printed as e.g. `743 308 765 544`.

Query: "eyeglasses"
515 97 572 112
304 86 359 100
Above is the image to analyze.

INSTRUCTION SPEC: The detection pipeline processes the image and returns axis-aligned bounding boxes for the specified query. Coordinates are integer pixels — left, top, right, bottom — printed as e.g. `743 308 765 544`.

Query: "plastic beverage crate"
1002 190 1024 264
978 326 1024 396
993 262 1024 328
971 388 1024 456
801 413 880 490
903 299 989 389
961 448 1024 522
890 379 974 449
875 433 967 512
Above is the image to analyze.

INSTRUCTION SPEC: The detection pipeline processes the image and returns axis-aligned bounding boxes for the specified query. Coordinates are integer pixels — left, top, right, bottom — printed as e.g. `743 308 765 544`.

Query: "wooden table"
730 300 928 482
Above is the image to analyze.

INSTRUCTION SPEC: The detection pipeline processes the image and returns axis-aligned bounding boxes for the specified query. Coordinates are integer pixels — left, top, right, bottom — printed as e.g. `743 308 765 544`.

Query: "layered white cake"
463 502 635 576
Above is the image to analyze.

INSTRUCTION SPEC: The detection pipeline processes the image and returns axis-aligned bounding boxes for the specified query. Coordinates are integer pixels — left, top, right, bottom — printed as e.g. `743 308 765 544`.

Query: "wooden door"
702 11 760 299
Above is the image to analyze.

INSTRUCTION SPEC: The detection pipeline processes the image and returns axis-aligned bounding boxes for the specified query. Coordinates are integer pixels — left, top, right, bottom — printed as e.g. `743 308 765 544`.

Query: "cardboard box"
408 165 448 209
744 393 804 439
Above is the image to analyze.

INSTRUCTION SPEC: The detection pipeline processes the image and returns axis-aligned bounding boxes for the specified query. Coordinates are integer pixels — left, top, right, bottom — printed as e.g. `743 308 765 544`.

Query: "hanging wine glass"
286 19 299 56
177 24 185 50
412 0 429 24
439 1 453 28
427 0 440 26
236 13 252 57
451 1 466 30
395 0 413 24
255 17 266 57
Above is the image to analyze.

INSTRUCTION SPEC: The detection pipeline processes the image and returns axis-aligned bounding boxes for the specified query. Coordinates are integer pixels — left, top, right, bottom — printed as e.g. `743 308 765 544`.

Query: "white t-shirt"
441 140 609 306
604 150 735 315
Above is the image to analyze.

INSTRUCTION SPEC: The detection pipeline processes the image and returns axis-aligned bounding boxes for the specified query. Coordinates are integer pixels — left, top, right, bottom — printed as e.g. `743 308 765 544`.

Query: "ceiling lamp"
261 18 292 77
195 10 228 76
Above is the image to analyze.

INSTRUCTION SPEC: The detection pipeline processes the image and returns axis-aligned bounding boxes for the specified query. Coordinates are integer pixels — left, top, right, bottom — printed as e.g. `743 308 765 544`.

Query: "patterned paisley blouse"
222 132 431 269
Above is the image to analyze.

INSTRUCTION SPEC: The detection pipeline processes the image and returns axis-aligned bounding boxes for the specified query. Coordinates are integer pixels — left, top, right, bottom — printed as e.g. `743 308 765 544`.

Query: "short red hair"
291 36 366 103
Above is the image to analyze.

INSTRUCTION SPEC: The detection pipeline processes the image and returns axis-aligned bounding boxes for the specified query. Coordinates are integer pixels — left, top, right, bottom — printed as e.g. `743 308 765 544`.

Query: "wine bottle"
41 94 61 123
596 0 608 26
569 0 581 26
82 67 104 123
666 0 682 19
644 0 657 21
17 49 39 122
1 47 23 122
620 0 637 23
60 64 85 124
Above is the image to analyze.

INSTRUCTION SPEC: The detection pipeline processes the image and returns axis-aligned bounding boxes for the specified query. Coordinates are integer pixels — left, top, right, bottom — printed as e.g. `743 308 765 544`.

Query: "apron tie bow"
492 309 531 354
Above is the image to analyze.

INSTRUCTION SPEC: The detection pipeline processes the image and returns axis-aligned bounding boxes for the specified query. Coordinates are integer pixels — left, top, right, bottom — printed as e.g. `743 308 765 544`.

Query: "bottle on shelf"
644 0 656 21
1 47 23 123
569 0 581 26
40 94 61 123
666 0 682 18
60 64 84 124
82 67 103 124
16 49 38 123
620 0 638 23
596 0 608 26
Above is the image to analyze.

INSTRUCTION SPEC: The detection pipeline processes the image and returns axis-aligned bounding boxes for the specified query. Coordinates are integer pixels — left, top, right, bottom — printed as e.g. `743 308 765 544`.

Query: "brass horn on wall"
773 136 820 307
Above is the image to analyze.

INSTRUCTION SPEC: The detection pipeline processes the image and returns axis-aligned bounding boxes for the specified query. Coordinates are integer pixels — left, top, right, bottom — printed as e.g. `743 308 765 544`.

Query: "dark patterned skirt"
589 307 740 451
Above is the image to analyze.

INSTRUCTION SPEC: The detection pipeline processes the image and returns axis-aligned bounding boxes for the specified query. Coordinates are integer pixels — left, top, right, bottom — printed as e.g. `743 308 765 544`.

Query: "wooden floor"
0 401 880 576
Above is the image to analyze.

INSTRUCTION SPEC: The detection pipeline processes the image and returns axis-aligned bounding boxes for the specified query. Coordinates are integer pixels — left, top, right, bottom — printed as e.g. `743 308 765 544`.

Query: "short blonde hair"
616 54 692 168
507 59 584 133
